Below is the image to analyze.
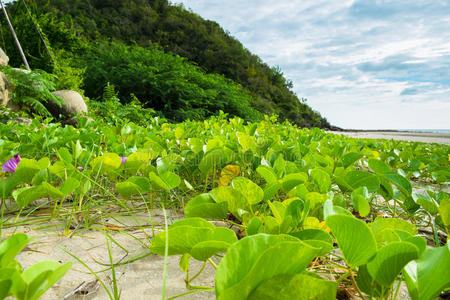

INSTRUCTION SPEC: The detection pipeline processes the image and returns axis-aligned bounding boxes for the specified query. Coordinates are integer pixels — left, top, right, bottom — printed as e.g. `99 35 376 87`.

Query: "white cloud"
176 0 450 129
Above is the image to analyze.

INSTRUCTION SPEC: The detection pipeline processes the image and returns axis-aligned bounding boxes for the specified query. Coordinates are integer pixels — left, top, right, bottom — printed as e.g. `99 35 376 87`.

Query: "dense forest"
1 0 331 127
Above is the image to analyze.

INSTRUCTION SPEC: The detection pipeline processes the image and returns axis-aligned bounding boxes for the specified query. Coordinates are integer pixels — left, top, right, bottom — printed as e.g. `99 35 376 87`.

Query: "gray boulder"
47 90 88 117
0 48 9 66
0 71 9 106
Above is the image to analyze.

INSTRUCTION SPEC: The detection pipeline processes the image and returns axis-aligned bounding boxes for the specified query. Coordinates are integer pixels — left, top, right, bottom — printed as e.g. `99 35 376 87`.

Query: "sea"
396 129 450 133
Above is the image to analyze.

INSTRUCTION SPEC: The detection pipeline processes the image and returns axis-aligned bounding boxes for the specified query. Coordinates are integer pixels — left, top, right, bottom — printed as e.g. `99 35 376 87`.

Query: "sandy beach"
328 130 450 145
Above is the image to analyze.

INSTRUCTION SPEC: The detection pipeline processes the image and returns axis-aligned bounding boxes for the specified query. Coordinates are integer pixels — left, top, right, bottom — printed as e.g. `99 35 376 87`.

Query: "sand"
3 209 216 300
328 130 450 145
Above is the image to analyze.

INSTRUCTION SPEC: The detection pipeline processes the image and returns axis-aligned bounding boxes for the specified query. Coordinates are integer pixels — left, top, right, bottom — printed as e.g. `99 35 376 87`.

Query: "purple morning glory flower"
77 166 84 171
2 154 21 173
120 156 127 164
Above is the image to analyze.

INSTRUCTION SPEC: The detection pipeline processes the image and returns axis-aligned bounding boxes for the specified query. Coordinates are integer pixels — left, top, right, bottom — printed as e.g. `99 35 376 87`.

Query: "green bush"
82 42 261 122
1 67 63 117
89 82 161 126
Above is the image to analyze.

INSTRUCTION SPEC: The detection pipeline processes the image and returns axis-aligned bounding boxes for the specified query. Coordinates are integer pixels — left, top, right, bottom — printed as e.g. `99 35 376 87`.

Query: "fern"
102 82 118 102
1 67 64 116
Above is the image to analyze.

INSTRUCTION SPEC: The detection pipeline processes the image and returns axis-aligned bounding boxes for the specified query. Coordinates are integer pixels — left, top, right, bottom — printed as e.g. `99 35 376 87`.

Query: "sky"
175 0 450 129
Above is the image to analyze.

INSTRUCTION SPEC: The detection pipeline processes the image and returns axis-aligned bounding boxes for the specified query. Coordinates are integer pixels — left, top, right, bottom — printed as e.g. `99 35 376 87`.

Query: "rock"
0 71 9 106
0 108 31 126
46 90 88 118
8 117 32 126
61 115 94 127
0 48 9 66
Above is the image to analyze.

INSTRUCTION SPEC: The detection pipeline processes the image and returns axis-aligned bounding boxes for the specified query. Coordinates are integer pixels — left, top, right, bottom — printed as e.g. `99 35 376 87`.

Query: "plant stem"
161 206 169 300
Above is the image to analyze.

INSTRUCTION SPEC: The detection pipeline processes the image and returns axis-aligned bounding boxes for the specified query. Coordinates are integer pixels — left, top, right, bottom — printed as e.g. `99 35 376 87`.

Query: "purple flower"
77 166 84 171
2 154 21 173
120 156 127 164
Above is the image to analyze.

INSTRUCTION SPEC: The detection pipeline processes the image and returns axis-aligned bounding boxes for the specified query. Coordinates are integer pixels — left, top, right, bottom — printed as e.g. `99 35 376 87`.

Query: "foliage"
4 0 331 128
0 112 449 299
0 233 72 300
1 67 63 116
82 42 261 122
88 82 159 126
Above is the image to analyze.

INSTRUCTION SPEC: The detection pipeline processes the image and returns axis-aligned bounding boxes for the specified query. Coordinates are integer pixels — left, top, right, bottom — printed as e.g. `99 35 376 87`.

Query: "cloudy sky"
176 0 450 129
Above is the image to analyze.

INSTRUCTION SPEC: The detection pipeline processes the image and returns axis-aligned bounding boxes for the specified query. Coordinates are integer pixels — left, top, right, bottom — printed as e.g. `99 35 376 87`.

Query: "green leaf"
13 182 64 208
57 147 73 164
148 172 170 191
414 193 439 215
116 177 150 199
290 229 333 245
439 197 450 228
371 217 417 246
0 278 11 299
351 186 370 217
310 168 331 193
150 218 237 260
284 199 306 228
368 159 392 174
215 234 321 300
179 254 191 273
90 153 122 175
210 186 248 218
263 182 281 201
290 229 334 256
22 260 72 300
340 152 363 169
232 177 264 205
323 198 353 218
14 158 41 184
160 171 181 189
268 201 285 222
341 171 380 193
248 273 337 300
0 176 20 199
281 173 308 192
199 148 224 175
383 172 412 197
272 155 286 178
59 177 80 197
326 215 377 266
256 165 278 185
184 193 228 219
246 216 263 236
0 268 26 299
124 152 151 175
191 240 232 261
356 265 385 298
305 192 327 210
31 169 48 186
367 241 419 287
404 243 450 300
0 233 29 268
72 140 83 160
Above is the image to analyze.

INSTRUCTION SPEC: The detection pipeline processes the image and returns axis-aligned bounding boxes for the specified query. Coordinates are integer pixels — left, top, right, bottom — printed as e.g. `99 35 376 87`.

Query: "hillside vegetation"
1 0 330 127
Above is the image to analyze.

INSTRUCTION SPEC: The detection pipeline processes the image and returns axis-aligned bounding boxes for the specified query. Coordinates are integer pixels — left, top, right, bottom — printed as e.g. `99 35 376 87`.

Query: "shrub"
82 42 261 122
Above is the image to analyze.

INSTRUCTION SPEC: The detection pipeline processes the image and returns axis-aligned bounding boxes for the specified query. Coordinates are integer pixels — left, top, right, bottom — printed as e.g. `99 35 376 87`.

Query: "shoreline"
328 130 450 145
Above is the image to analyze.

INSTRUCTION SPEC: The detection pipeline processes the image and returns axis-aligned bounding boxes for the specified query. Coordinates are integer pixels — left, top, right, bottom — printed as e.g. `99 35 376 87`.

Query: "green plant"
1 67 63 117
0 233 72 300
82 42 261 122
89 83 159 126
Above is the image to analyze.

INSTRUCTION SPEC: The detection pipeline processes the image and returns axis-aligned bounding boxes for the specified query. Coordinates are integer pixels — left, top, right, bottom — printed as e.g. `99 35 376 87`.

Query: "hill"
2 0 331 127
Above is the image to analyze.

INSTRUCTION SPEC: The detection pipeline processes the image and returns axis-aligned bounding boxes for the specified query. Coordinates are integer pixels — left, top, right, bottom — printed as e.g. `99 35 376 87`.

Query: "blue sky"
175 0 450 129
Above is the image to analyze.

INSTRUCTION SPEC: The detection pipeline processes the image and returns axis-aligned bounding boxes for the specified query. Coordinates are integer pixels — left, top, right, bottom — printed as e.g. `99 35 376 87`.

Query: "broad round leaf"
404 243 450 300
232 177 264 205
326 215 377 266
184 193 228 219
215 234 320 300
248 273 337 300
367 241 419 287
